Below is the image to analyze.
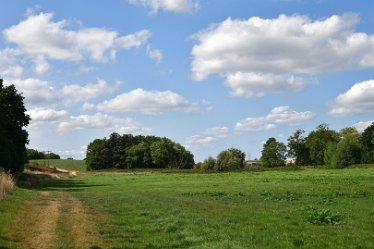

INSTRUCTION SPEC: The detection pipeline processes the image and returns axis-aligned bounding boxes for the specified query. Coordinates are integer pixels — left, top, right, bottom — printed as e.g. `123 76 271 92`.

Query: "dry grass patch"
0 170 15 200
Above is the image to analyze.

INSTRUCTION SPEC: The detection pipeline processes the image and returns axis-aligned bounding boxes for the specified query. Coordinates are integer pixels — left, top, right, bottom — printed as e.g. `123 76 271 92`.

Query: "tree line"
261 123 374 168
86 133 195 170
26 149 61 160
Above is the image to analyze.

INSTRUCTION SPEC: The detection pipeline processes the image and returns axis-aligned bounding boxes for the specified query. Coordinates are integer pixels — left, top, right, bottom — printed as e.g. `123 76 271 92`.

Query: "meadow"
0 167 373 249
29 159 87 172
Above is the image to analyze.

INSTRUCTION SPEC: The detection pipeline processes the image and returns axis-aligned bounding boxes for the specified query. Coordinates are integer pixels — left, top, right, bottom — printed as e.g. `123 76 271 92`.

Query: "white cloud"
57 112 151 134
81 102 95 111
0 48 23 78
192 14 374 97
27 107 68 124
6 78 60 104
351 121 374 132
129 0 199 13
63 79 116 104
33 55 51 74
186 126 230 145
329 80 374 117
186 135 217 145
97 88 197 114
146 45 163 63
235 106 314 131
3 12 151 63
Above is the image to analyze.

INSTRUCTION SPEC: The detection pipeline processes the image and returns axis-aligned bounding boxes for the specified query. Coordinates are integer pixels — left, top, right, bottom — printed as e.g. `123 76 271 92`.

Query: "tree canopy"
86 133 194 170
0 79 30 174
261 138 287 167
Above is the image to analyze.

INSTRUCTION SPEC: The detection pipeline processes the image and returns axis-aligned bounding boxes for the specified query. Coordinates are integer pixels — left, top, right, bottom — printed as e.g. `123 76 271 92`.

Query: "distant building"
245 160 262 167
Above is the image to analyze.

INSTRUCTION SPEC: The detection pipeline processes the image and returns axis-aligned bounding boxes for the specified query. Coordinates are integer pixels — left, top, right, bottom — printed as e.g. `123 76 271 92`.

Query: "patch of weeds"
292 238 304 248
307 207 341 225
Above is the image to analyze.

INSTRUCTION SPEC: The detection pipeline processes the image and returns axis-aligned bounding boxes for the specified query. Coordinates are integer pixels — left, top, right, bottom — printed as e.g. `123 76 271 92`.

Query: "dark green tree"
215 148 245 171
305 124 339 165
126 142 152 168
261 138 287 167
360 122 374 163
287 129 311 165
86 139 111 170
0 79 30 174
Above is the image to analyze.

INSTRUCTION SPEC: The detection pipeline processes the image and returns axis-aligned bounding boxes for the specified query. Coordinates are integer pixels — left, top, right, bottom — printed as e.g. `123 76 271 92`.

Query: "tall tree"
0 79 30 174
287 129 310 165
360 122 374 163
305 124 339 165
261 138 287 167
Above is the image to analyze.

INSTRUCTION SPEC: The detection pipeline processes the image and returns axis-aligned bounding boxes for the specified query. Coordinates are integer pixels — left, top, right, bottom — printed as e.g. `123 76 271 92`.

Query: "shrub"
308 207 341 225
0 170 15 200
215 148 245 171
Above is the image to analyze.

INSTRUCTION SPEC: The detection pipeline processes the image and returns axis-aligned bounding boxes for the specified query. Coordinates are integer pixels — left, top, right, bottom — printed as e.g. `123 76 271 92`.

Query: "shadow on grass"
18 178 110 192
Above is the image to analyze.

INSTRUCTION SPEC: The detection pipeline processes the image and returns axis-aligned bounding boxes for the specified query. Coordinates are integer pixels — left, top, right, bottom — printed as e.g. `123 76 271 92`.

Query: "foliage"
360 122 374 163
325 127 362 168
308 207 341 225
0 79 30 174
215 148 245 171
261 138 287 167
305 124 339 165
86 134 194 170
27 149 61 160
287 129 311 165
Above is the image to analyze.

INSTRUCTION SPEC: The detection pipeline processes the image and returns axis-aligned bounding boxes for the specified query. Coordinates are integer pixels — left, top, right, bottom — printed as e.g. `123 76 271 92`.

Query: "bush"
194 157 216 172
0 170 15 200
215 148 245 171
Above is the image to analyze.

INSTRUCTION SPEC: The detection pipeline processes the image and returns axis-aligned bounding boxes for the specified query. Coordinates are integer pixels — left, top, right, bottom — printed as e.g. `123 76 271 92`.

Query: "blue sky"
1 0 374 161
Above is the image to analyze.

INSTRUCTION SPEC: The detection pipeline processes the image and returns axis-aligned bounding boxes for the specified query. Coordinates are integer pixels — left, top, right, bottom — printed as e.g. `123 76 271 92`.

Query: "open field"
0 167 373 249
29 159 86 172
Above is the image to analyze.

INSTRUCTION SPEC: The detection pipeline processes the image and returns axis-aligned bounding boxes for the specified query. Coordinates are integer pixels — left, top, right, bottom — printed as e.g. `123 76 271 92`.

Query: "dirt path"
3 191 105 249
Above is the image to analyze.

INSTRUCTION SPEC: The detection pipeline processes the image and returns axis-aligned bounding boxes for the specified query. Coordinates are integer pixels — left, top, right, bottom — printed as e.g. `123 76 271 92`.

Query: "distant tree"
360 123 374 163
287 129 311 165
126 142 152 168
86 139 111 170
46 152 61 160
215 148 245 171
27 149 44 160
261 138 287 167
195 156 216 171
171 143 194 169
305 124 339 165
325 127 362 168
0 79 30 174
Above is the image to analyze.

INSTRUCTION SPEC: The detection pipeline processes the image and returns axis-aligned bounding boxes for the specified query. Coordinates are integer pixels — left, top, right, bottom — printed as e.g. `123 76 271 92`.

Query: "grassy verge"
0 171 15 200
29 159 86 172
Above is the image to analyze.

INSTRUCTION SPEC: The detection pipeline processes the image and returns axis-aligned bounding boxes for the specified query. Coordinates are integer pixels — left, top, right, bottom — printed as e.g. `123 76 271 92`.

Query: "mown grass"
1 167 373 248
29 159 86 171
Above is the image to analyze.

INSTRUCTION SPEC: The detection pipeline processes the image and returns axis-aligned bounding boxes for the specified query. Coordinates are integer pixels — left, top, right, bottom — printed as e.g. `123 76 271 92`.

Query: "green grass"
29 159 86 171
1 167 373 248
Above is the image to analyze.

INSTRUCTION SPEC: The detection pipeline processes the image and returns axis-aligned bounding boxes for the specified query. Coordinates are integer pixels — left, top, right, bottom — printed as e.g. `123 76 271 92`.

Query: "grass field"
0 167 373 248
29 159 86 172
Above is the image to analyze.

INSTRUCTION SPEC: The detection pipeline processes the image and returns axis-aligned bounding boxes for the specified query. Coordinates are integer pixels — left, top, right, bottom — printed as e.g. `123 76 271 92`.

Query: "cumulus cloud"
235 106 314 131
6 78 60 104
63 79 117 104
129 0 199 13
97 88 197 114
3 12 151 64
0 48 23 78
146 45 163 63
351 121 374 132
33 55 51 74
329 80 374 117
27 107 68 124
191 14 374 97
186 126 230 145
57 112 151 134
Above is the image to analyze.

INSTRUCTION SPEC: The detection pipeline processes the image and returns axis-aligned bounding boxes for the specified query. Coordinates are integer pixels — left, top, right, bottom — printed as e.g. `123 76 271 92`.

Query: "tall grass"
0 170 15 200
